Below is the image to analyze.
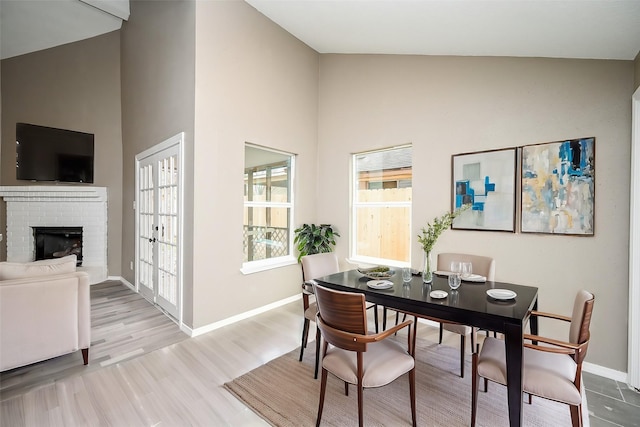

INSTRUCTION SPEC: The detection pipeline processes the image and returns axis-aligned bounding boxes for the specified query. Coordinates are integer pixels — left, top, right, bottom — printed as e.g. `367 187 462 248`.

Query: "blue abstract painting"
521 137 595 235
452 148 516 232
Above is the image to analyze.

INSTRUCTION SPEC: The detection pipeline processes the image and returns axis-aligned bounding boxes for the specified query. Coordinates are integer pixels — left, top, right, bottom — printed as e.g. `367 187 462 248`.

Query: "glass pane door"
136 135 182 320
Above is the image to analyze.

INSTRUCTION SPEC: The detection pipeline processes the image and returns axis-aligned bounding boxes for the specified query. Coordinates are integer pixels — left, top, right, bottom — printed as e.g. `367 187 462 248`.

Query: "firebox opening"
33 226 83 266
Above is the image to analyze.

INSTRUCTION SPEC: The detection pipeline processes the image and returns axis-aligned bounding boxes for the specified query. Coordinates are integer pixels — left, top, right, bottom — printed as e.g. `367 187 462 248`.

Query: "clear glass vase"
422 250 433 283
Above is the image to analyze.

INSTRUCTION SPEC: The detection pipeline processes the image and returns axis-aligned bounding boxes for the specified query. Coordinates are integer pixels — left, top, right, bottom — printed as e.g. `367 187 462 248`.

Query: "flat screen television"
16 123 95 183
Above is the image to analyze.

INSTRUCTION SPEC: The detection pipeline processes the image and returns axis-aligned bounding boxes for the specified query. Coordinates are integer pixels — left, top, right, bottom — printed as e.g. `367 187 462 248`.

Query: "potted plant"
293 223 340 262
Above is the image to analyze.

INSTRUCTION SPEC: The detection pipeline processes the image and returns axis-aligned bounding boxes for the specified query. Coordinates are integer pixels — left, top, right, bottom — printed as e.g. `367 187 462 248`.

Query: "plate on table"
434 270 452 277
429 290 448 299
486 289 517 300
367 280 394 290
462 274 486 283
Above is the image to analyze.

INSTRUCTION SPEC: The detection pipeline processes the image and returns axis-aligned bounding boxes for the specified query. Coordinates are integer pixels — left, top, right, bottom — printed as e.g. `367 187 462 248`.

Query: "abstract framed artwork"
520 137 595 235
451 148 516 232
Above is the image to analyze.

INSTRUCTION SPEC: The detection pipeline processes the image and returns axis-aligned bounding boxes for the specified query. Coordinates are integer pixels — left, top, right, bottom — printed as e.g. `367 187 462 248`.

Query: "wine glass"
402 267 412 283
450 261 461 275
449 261 462 290
461 262 473 280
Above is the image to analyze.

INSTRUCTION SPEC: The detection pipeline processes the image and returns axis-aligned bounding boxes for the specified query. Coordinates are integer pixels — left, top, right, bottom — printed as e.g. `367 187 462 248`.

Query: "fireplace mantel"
0 185 107 201
0 186 108 284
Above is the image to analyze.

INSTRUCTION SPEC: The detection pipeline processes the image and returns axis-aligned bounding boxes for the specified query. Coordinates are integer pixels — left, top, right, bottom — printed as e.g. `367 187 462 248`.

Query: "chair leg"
383 306 388 331
411 317 418 357
314 327 321 379
344 381 349 396
409 367 417 427
357 379 364 427
374 304 379 333
82 348 89 365
300 318 310 361
471 352 479 427
570 404 582 427
460 334 465 378
316 368 328 427
439 323 444 344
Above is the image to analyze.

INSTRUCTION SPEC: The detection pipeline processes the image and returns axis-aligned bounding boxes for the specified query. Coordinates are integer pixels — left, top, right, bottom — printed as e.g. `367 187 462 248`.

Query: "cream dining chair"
436 252 495 378
299 252 340 379
299 252 380 379
471 290 595 427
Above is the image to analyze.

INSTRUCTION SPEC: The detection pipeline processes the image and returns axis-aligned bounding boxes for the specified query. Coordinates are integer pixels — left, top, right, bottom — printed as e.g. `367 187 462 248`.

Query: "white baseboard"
107 275 135 291
583 362 627 383
184 294 302 337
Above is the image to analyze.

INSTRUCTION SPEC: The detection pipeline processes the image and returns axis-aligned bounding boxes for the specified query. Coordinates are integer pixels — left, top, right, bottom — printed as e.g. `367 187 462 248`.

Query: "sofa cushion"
0 255 77 280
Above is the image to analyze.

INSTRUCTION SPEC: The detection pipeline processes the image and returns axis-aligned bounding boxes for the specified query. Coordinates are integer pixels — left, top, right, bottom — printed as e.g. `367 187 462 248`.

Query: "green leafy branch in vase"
417 204 471 253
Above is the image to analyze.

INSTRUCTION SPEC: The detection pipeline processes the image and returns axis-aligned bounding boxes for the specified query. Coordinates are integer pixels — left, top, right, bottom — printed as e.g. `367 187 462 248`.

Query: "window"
243 144 295 272
352 145 412 265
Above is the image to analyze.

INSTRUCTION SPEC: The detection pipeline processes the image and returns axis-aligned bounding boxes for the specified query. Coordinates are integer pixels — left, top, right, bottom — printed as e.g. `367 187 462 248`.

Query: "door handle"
149 238 156 243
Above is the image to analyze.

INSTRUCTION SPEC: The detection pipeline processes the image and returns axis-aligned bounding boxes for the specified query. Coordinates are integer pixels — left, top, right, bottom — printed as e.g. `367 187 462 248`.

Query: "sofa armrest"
75 273 91 350
0 271 91 371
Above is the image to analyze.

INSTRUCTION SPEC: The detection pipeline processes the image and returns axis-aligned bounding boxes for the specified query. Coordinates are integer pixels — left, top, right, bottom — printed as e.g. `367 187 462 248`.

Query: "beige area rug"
225 336 574 427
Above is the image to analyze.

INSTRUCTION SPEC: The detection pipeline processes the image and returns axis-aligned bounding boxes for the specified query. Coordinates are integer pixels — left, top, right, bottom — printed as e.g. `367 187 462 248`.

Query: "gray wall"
190 0 319 328
0 1 3 262
120 0 196 325
635 51 640 91
317 54 634 372
0 31 123 275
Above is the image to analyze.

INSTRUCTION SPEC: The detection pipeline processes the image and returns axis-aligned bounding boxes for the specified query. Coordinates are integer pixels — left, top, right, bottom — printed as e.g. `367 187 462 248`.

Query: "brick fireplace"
0 186 107 283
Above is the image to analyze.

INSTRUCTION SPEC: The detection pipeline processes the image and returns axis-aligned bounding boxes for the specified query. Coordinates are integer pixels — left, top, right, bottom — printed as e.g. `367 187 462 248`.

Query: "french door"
135 133 183 320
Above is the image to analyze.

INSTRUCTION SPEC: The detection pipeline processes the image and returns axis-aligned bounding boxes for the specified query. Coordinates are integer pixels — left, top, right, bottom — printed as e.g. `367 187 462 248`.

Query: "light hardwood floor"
2 282 635 426
1 282 303 426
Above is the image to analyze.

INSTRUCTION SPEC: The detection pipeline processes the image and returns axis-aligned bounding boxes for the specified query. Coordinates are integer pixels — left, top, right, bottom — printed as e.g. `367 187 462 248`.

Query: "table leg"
504 322 524 427
529 298 539 341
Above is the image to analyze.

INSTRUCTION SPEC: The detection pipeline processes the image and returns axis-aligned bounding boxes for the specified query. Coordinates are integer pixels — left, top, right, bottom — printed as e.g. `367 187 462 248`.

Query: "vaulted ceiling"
245 0 640 60
0 0 129 60
1 1 638 61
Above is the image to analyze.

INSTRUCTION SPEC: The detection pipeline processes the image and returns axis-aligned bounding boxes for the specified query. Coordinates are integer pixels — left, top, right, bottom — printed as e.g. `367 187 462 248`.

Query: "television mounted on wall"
16 122 94 183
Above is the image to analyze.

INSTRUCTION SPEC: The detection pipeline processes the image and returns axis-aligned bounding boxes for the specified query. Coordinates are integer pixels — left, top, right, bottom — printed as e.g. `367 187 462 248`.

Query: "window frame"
241 143 296 274
350 145 412 268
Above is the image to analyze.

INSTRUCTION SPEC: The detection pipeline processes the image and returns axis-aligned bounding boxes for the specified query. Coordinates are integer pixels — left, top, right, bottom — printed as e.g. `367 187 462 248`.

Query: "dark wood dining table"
315 269 539 427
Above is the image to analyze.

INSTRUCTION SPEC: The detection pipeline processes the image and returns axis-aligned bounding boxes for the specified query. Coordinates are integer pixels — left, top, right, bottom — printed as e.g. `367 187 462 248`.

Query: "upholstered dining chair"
299 252 340 379
314 284 417 427
471 290 595 427
436 252 495 378
299 253 380 379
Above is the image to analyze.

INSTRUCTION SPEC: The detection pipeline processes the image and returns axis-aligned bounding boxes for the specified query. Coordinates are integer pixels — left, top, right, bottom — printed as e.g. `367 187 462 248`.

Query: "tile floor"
584 371 640 426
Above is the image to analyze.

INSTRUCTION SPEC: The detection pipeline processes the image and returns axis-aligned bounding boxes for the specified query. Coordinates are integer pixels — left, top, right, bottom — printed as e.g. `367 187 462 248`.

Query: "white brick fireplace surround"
0 186 108 284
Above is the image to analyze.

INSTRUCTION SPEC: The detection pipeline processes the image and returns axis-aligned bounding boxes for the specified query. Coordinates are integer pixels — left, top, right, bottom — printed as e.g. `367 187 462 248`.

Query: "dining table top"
314 269 539 332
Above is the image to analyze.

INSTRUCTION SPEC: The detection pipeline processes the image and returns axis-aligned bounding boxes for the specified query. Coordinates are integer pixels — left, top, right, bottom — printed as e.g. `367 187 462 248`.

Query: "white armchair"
0 255 90 371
